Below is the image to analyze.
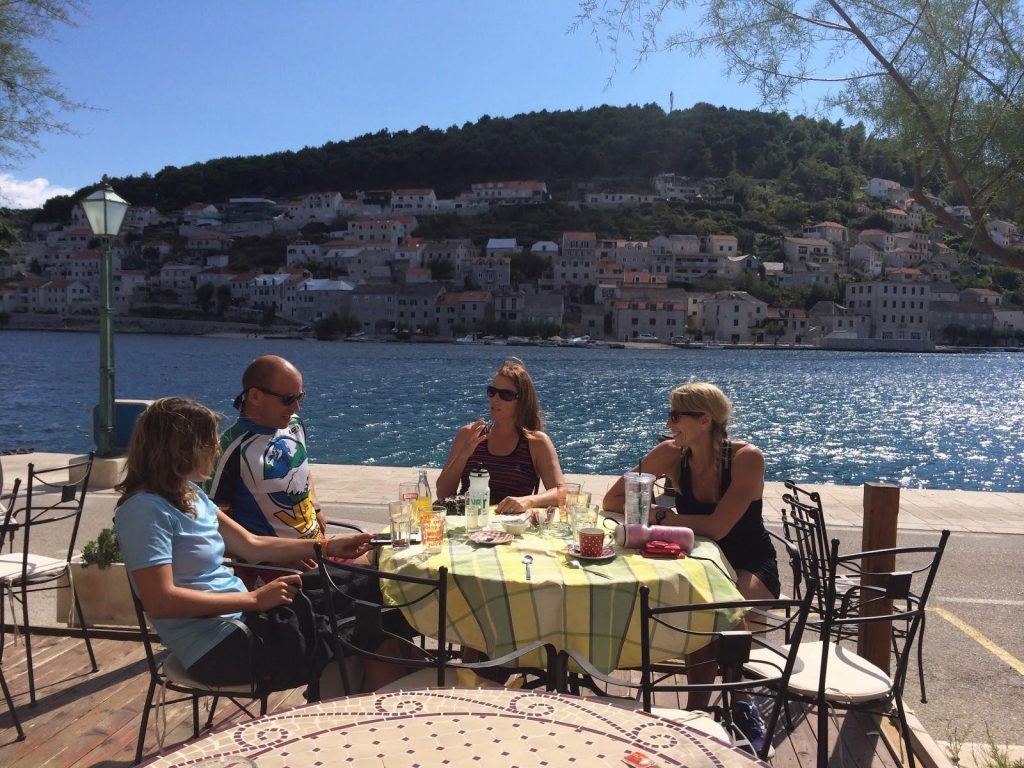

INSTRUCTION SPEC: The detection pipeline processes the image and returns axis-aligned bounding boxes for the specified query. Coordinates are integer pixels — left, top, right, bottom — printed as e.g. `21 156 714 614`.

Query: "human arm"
217 511 373 564
131 562 301 620
653 442 765 540
602 439 682 513
493 431 565 514
435 419 489 499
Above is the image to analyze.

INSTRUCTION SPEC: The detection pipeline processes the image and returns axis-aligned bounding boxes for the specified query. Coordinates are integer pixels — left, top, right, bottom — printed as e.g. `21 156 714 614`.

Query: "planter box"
56 562 137 627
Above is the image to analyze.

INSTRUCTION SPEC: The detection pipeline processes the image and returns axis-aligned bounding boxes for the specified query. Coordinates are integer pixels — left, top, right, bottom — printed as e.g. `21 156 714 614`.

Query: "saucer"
468 530 514 546
566 543 616 561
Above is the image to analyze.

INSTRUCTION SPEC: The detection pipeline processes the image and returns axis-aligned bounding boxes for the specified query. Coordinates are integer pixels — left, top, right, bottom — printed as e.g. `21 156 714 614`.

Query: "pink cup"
578 527 606 558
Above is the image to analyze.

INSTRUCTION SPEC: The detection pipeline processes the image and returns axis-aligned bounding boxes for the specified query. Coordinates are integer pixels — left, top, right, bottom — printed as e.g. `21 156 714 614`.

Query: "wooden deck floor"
0 634 907 767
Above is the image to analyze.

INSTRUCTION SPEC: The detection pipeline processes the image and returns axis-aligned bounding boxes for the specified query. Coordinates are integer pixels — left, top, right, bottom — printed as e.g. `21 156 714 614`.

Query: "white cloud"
0 173 76 209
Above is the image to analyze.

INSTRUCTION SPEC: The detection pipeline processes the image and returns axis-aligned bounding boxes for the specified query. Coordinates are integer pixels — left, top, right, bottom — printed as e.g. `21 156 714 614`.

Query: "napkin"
641 540 684 559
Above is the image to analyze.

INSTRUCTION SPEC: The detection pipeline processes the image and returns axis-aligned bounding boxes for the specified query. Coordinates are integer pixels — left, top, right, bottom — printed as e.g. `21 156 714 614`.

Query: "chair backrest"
128 575 166 682
0 478 23 552
819 530 950 696
314 543 449 689
781 488 831 615
11 454 94 567
638 585 816 715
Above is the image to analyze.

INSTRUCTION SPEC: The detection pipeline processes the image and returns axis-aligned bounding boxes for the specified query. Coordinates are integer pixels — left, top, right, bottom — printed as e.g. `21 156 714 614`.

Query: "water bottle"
613 523 694 552
466 466 490 532
415 469 432 522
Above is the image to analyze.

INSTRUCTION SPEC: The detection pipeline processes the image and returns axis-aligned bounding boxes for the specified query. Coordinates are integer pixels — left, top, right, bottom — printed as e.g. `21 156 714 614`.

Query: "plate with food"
468 529 514 546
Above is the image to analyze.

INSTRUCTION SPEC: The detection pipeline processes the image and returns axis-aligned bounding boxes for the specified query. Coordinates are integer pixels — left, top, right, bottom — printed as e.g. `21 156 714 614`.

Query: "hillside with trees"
39 103 923 220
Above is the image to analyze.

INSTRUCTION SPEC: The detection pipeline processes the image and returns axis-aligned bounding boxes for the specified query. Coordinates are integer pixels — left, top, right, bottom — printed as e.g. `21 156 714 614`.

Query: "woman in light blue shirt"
115 397 376 689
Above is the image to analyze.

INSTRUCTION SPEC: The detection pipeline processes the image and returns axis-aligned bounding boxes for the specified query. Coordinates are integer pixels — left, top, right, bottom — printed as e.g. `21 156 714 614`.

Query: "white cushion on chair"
783 640 893 703
0 553 67 583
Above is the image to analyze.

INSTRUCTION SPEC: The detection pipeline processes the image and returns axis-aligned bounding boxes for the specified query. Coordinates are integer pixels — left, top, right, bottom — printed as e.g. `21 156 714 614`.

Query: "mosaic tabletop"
378 523 744 672
142 688 766 768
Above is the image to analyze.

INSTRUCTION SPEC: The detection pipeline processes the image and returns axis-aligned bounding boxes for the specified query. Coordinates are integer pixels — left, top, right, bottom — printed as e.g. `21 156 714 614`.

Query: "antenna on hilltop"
669 90 674 112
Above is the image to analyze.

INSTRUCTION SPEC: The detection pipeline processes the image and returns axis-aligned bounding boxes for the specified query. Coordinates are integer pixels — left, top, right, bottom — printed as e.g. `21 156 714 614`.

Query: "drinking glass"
388 500 412 550
569 500 599 537
556 482 582 523
420 503 447 554
623 472 655 526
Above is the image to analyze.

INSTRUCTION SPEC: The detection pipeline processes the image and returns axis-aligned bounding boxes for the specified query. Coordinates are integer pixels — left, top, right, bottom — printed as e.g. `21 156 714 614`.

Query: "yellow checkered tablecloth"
378 521 744 673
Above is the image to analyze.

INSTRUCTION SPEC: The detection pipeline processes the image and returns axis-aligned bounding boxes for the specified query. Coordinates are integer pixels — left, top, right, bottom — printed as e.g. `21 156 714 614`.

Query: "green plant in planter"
80 527 122 569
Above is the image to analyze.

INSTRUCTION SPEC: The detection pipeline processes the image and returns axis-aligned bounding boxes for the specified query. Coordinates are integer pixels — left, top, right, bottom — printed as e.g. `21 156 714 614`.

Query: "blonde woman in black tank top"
436 357 566 515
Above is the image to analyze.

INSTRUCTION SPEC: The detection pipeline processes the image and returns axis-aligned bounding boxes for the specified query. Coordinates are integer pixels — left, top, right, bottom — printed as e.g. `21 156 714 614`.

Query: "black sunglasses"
254 386 305 406
486 385 520 402
668 410 704 423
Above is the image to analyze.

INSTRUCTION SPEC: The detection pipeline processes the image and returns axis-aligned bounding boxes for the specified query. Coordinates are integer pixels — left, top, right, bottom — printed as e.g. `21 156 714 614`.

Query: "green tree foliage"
195 281 215 314
576 1 1024 268
0 1 83 164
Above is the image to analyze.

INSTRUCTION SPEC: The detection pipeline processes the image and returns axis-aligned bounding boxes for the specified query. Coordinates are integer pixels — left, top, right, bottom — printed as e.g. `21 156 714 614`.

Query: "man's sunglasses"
486 385 520 402
254 386 305 406
668 410 704 424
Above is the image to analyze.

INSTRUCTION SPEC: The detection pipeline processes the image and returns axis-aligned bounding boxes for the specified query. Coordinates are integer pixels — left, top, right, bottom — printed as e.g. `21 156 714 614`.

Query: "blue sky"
1 1 833 208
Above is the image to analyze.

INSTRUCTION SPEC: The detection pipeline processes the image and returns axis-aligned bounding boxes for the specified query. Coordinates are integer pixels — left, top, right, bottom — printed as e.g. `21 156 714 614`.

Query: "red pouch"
641 540 683 559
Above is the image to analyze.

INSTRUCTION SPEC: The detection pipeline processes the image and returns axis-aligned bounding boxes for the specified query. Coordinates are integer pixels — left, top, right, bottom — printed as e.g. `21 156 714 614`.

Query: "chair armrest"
456 640 555 672
323 518 365 534
767 528 802 595
562 649 642 696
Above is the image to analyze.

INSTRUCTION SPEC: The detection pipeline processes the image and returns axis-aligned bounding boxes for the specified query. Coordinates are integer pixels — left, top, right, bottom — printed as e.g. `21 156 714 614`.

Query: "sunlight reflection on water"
2 332 1021 491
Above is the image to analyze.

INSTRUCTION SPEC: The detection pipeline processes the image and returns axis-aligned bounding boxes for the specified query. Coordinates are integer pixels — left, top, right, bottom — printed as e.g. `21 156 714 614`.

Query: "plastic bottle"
466 466 490 532
415 469 433 522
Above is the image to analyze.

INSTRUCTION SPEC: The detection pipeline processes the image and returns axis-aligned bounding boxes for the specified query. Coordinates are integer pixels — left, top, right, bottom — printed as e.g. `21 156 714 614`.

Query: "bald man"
207 355 325 540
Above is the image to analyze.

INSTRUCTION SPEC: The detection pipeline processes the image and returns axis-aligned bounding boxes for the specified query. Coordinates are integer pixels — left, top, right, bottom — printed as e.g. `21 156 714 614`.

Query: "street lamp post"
81 184 129 458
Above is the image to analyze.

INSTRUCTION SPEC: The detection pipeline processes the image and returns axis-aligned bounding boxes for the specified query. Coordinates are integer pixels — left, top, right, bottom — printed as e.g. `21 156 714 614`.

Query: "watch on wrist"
654 508 668 524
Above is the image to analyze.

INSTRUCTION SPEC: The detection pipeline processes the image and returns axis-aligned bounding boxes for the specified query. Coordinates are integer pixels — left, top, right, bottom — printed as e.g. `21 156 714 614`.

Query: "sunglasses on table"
253 386 305 406
668 410 704 423
486 385 520 402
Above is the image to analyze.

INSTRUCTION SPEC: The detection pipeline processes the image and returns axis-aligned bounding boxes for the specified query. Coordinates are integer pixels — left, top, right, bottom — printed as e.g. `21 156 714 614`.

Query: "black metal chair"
128 562 305 764
780 530 950 768
313 543 557 693
780 480 931 704
557 586 816 761
0 479 25 741
0 455 98 704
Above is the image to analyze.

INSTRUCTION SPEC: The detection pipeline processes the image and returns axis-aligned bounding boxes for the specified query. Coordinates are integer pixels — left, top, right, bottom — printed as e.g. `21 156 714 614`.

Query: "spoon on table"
566 559 612 579
522 554 533 581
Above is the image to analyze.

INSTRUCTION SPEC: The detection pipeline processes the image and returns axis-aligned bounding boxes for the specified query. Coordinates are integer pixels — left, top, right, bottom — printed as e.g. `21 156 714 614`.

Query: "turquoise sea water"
2 331 1022 491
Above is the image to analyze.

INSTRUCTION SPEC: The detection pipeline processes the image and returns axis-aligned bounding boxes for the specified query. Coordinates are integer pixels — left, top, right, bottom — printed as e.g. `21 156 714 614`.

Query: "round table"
141 688 767 768
377 521 743 672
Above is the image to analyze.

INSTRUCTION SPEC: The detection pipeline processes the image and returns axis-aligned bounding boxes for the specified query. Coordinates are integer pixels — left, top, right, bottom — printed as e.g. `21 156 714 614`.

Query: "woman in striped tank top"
436 357 566 515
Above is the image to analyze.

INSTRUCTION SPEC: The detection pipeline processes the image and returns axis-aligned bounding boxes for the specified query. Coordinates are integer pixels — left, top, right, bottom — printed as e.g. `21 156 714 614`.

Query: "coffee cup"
578 527 606 558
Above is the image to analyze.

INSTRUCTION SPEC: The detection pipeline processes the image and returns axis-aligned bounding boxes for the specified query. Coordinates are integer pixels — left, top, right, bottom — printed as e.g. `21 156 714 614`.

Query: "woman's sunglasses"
486 385 520 402
668 410 704 424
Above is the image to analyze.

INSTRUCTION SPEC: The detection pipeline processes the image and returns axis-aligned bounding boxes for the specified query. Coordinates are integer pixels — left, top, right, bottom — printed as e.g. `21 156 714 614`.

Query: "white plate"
566 543 616 561
468 530 514 546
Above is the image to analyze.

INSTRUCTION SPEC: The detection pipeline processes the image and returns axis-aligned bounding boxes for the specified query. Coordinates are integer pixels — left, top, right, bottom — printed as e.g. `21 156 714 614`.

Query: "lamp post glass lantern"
81 185 129 457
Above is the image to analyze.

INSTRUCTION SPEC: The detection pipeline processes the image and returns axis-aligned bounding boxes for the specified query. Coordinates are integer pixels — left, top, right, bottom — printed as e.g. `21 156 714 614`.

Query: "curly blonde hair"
116 397 221 517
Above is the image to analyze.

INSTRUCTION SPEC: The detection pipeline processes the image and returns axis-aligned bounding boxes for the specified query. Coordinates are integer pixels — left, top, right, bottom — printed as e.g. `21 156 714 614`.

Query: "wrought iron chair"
0 479 25 741
780 480 931 703
313 543 557 693
128 562 305 764
0 455 98 704
780 530 950 768
556 586 816 761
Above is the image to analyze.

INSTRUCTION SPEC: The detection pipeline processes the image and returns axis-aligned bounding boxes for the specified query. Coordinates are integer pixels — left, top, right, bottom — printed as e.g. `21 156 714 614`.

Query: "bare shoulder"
731 441 765 472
